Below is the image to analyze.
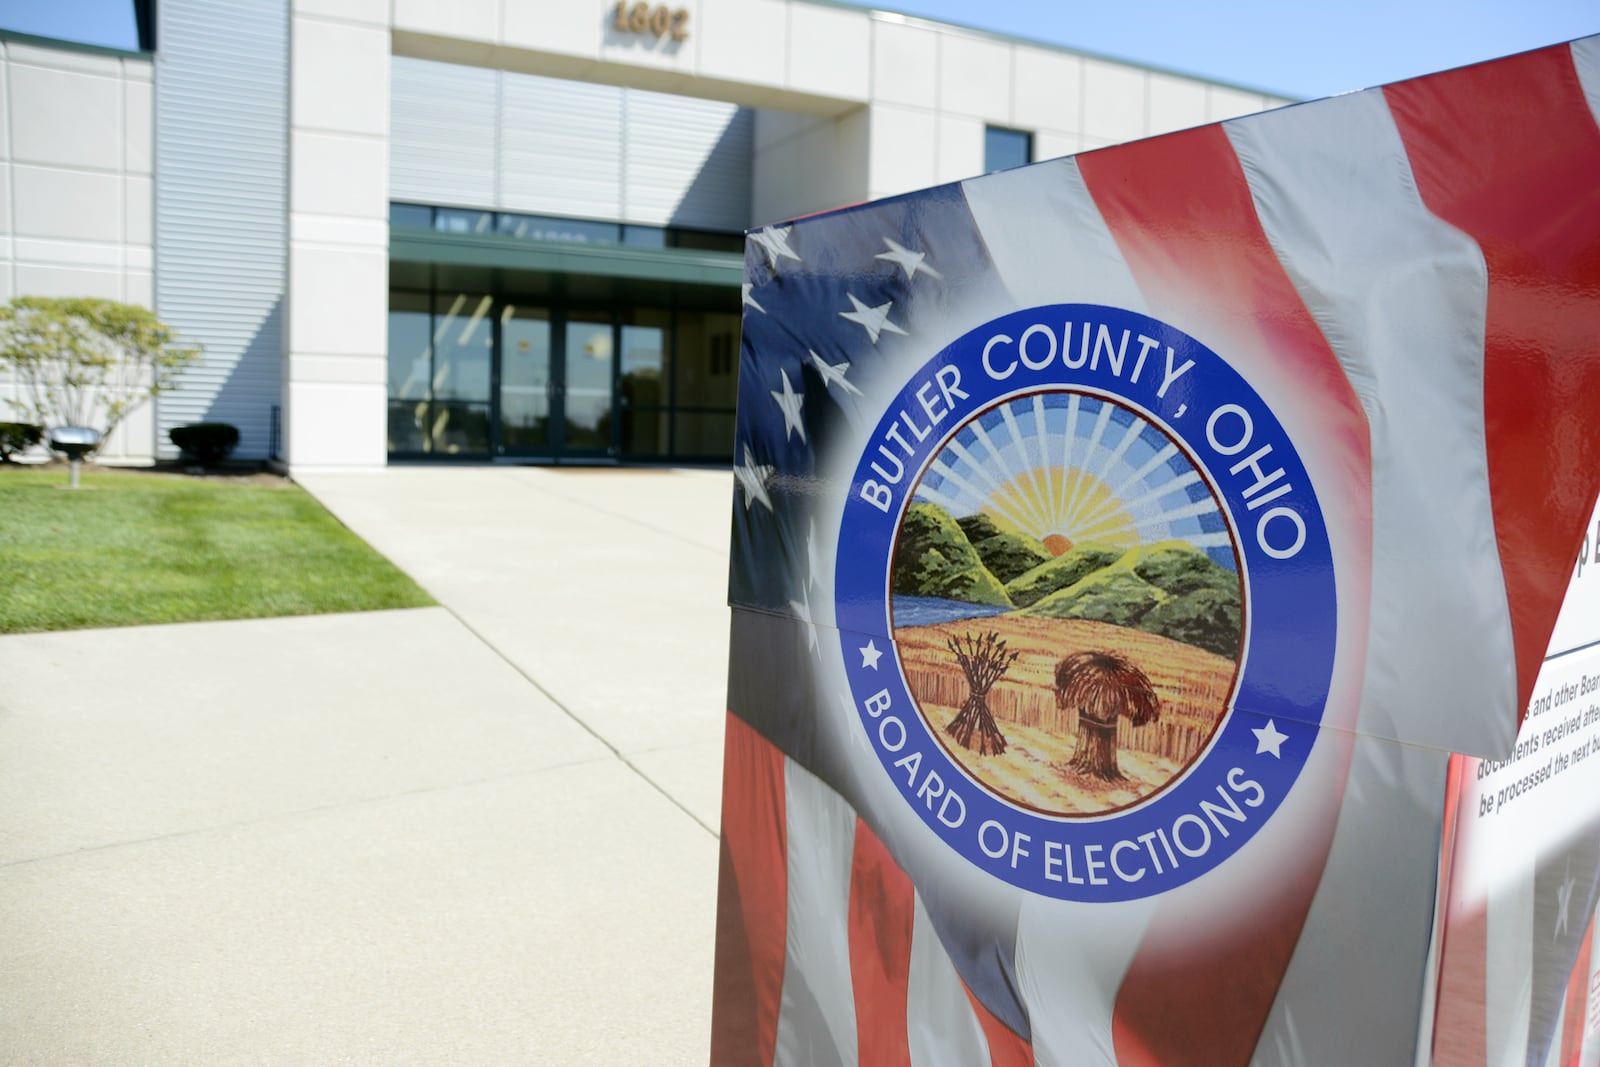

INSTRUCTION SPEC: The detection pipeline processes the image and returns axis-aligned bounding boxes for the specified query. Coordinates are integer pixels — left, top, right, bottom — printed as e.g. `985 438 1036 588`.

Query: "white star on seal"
875 237 941 281
860 640 883 669
750 225 800 269
1252 719 1288 758
741 283 765 313
840 293 908 344
769 368 805 443
809 349 863 397
733 445 774 512
1555 860 1575 940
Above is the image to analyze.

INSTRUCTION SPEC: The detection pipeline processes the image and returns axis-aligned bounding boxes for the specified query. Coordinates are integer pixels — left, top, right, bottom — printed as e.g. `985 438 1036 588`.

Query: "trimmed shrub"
0 421 42 462
169 422 240 465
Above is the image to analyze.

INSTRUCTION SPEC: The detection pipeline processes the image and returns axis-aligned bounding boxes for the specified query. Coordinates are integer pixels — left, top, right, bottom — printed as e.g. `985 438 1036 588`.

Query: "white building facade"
0 1 1291 471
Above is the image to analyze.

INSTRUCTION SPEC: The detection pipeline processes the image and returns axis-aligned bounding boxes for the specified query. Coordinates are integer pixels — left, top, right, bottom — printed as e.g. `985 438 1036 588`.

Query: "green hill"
1142 587 1242 657
957 514 1053 584
1027 567 1165 626
1020 540 1242 657
1006 543 1126 608
893 501 1012 607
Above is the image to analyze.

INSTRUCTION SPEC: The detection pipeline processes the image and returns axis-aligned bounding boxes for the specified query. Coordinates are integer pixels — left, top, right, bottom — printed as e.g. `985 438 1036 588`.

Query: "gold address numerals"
612 2 690 40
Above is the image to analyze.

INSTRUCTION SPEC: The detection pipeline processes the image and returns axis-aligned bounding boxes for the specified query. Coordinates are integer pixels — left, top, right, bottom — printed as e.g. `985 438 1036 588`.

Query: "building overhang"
389 228 745 288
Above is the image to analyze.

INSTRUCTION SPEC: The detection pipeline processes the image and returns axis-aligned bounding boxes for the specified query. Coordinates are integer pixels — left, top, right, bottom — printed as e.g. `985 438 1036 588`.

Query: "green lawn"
0 466 434 633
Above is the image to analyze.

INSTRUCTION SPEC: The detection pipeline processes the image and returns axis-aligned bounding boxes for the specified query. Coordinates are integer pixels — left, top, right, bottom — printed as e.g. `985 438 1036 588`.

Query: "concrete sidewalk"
0 466 734 1065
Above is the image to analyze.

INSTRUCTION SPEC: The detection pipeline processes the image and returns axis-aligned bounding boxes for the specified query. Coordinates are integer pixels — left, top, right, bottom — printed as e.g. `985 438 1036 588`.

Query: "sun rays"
912 391 1236 564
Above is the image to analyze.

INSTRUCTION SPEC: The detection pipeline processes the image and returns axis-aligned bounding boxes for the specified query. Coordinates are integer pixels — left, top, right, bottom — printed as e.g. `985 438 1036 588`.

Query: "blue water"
892 596 1012 628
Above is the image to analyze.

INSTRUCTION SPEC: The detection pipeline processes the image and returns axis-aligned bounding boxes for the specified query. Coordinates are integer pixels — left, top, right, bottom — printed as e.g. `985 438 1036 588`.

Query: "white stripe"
1227 88 1490 1065
1227 88 1512 757
962 157 1149 314
774 759 860 1067
1573 36 1600 126
1014 897 1157 1067
1486 869 1537 1067
906 892 992 1067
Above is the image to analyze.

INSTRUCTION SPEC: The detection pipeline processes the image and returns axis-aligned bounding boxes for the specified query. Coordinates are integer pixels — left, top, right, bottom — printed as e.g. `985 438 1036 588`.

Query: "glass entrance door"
561 312 615 454
499 303 552 450
495 304 617 458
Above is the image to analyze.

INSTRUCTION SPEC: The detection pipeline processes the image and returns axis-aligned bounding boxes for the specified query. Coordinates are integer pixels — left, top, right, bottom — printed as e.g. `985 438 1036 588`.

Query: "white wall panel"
8 63 122 170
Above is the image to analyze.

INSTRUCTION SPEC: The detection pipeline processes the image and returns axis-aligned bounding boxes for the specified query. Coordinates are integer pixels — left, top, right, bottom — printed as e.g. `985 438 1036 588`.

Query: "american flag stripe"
1582 912 1600 1067
774 759 859 1067
1558 915 1594 1065
907 895 998 1067
710 712 788 1067
962 977 1035 1067
1581 37 1600 115
1384 44 1600 723
961 157 1148 313
1224 83 1483 1063
847 817 915 1067
1227 86 1508 757
1436 904 1492 1067
1015 898 1155 1065
1077 123 1365 1067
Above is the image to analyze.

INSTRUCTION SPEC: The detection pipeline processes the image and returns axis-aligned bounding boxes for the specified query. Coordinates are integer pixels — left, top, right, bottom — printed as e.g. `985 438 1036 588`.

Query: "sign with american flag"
715 36 1600 1066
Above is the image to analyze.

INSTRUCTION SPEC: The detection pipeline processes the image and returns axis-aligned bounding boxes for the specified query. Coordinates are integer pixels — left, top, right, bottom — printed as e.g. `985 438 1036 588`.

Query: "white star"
860 640 883 669
789 587 819 654
875 237 941 281
733 445 774 512
809 349 863 397
741 283 765 313
750 225 800 269
1252 719 1288 758
1555 860 1574 940
840 293 908 344
806 519 820 589
769 368 806 443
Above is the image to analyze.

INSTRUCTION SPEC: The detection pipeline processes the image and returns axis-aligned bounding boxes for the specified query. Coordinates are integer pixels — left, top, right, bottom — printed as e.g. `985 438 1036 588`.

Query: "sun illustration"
911 391 1233 565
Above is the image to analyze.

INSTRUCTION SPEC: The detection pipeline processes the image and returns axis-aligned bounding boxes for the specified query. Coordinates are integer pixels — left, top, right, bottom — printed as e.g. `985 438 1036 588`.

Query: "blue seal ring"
835 305 1336 902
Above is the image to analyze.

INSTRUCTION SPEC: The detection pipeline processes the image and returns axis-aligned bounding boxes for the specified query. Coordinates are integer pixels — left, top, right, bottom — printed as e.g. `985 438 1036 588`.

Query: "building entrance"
387 284 739 463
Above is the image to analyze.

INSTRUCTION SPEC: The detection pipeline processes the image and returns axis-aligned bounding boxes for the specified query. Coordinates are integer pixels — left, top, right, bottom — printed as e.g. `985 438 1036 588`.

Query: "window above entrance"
390 203 743 255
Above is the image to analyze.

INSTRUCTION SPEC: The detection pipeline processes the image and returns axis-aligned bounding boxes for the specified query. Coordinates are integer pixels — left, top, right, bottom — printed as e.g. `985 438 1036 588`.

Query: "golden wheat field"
894 614 1238 816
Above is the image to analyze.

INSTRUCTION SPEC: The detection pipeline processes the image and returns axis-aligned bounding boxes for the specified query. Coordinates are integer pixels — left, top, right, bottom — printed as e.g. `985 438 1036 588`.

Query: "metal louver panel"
389 59 753 231
500 72 624 221
624 88 752 230
154 0 287 460
390 56 497 208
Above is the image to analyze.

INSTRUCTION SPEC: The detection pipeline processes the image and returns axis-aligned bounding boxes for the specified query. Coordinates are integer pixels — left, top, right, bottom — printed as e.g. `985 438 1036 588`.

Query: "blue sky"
0 0 1594 99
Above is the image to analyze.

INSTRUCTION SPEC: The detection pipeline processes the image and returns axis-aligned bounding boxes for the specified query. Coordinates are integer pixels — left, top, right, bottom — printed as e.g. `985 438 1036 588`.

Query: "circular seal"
834 304 1336 902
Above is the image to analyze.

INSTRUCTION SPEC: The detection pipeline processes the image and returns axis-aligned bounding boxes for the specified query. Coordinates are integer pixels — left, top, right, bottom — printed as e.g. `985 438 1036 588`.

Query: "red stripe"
1385 45 1600 724
710 712 788 1067
1432 903 1491 1067
962 979 1035 1067
1430 760 1489 1067
847 818 915 1067
1559 915 1594 1066
1079 124 1362 1067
